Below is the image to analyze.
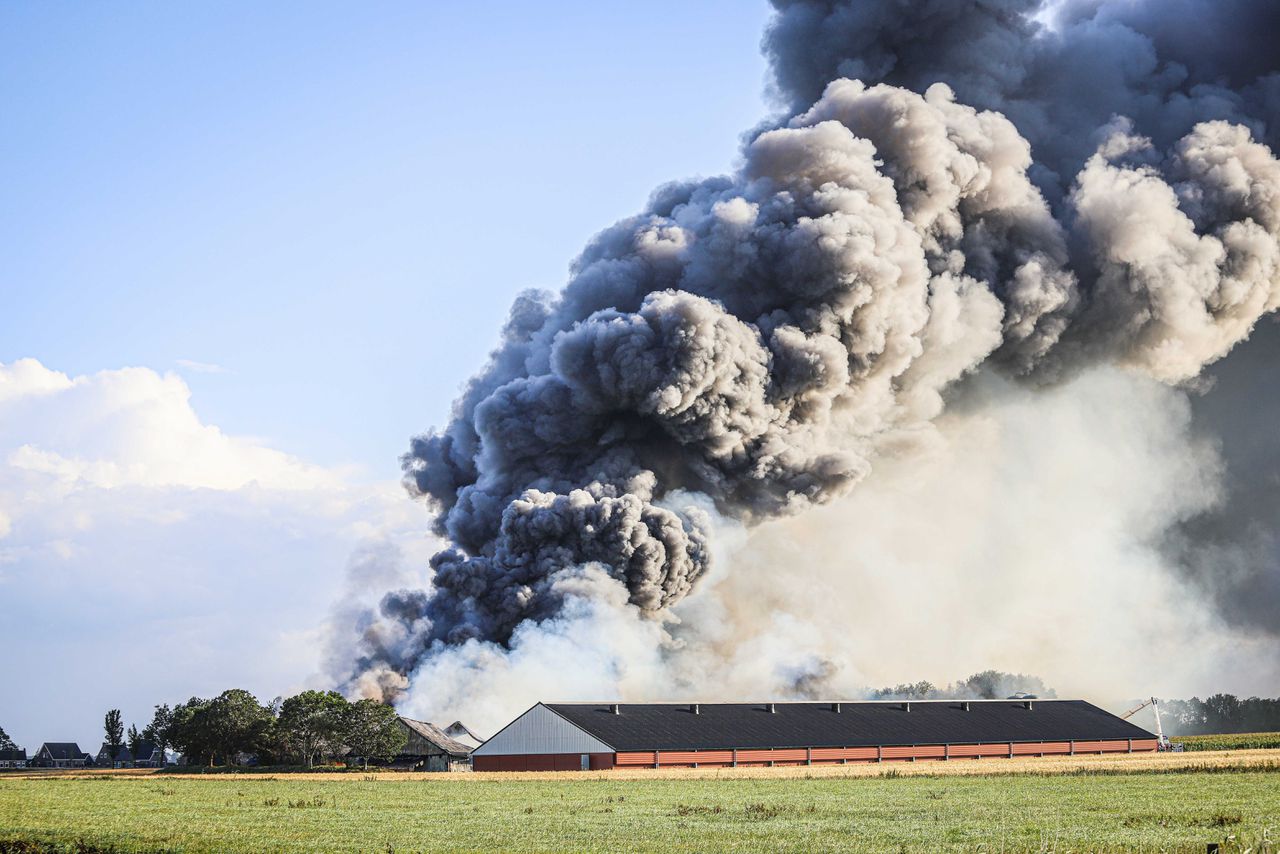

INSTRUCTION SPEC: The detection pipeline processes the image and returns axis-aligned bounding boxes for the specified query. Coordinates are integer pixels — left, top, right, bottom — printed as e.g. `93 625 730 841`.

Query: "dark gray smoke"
342 0 1280 698
764 0 1280 201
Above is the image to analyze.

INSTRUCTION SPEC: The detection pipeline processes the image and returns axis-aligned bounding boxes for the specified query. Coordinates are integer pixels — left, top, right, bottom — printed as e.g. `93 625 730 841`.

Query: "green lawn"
2 769 1278 853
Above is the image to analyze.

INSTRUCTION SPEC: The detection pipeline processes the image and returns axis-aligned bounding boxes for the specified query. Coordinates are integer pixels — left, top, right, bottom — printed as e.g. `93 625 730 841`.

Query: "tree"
206 689 274 766
0 725 17 751
342 700 406 770
127 725 142 765
168 691 274 767
146 704 175 764
278 691 349 768
104 709 124 767
170 698 215 767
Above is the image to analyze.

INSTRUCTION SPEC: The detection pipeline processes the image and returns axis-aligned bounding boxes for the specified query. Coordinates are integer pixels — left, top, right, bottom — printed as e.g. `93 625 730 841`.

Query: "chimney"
1025 700 1034 710
690 703 700 715
903 701 911 712
962 701 970 712
610 704 620 715
832 702 841 713
767 703 776 714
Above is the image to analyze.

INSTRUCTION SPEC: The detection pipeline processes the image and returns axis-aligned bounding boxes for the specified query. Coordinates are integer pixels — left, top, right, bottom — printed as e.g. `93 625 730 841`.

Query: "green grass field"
2 765 1279 853
1173 732 1280 752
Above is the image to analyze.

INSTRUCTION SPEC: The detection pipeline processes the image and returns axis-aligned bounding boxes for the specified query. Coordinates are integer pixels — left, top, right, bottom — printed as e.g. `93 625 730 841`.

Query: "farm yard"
2 751 1278 853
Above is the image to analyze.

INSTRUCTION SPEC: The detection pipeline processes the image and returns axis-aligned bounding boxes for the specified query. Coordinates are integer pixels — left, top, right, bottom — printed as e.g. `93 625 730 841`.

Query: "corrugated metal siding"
1073 740 1130 752
1012 741 1070 755
947 743 1009 758
472 704 614 756
615 751 657 767
812 746 879 762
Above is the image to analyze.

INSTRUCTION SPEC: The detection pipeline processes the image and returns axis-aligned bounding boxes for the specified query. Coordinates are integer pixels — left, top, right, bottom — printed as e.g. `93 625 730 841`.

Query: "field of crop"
1173 732 1280 752
2 752 1279 853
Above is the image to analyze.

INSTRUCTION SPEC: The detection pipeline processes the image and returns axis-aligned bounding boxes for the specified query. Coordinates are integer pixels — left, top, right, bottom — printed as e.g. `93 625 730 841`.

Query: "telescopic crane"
1120 697 1178 751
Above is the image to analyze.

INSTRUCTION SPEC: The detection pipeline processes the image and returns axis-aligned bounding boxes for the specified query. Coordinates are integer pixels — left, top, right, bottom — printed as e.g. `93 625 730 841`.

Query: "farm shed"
471 700 1158 771
393 717 475 771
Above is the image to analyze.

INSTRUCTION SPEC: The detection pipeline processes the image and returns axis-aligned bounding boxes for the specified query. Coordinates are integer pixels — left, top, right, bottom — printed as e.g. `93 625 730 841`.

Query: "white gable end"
472 704 614 755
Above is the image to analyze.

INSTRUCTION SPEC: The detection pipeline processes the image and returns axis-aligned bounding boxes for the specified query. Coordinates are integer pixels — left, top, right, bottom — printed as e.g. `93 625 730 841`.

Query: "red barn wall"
473 753 614 772
476 738 1158 772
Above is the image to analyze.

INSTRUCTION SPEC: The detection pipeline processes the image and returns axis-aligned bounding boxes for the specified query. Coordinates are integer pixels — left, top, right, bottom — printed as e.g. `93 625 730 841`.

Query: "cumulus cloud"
0 359 426 749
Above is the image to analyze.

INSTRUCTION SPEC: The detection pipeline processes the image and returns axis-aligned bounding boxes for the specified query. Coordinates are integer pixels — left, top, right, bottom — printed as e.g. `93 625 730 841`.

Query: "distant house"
95 743 123 767
31 743 87 768
394 717 474 771
0 749 27 769
94 741 165 768
132 741 166 767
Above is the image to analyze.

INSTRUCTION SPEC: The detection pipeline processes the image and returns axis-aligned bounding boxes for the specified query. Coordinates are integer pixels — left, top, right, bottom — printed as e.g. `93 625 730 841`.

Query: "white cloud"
0 360 336 491
0 358 428 751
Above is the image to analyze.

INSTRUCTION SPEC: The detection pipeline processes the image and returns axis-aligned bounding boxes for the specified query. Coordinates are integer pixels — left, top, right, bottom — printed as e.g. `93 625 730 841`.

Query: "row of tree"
861 674 1280 737
1159 695 1280 735
870 670 1057 701
108 690 406 769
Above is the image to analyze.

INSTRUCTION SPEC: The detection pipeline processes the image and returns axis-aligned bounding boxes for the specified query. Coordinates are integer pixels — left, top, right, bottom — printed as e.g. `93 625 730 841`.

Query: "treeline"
869 670 1057 701
116 689 406 769
1160 695 1280 735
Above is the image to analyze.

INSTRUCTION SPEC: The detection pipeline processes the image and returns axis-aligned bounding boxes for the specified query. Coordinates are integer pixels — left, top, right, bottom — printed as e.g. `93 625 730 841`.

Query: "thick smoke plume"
337 0 1280 710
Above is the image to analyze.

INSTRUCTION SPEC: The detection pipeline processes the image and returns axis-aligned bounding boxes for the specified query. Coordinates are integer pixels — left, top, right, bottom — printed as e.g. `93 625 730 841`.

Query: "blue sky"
2 1 772 478
0 1 772 750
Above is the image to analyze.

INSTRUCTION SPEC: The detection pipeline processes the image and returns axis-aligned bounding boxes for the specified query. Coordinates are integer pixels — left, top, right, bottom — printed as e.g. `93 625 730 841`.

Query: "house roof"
398 717 474 757
0 749 26 761
39 742 83 760
542 700 1155 751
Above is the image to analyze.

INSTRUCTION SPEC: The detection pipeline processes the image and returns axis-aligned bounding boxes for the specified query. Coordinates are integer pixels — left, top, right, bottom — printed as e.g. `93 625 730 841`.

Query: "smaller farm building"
471 700 1158 771
393 717 475 771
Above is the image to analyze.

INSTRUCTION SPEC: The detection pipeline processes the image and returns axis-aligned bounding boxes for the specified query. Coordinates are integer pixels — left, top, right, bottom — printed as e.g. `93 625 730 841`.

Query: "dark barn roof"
0 749 26 761
545 701 1155 751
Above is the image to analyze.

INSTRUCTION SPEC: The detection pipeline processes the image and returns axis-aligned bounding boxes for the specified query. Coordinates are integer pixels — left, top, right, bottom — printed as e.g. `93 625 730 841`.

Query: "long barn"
471 700 1158 771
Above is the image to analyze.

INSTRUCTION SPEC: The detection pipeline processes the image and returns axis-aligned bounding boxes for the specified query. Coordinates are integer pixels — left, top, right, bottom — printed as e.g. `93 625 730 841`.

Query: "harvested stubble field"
1 751 1277 853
